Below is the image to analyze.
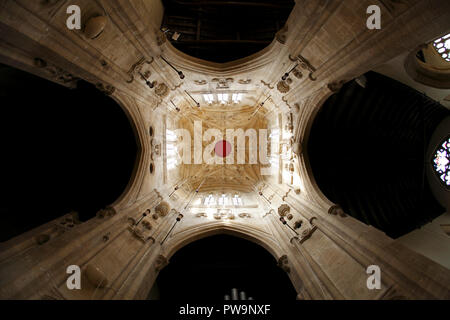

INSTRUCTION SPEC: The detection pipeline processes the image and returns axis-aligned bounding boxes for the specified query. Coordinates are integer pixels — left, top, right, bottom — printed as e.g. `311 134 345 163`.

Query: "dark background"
161 0 295 62
155 234 297 300
308 72 448 238
0 64 137 242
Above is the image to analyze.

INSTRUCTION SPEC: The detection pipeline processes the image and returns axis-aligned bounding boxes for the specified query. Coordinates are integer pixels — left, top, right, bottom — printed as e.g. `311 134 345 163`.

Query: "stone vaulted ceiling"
175 105 268 193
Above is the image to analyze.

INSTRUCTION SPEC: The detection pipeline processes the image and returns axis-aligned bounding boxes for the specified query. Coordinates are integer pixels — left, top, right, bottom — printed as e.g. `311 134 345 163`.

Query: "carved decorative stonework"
194 80 207 85
155 83 169 98
299 225 317 244
277 80 290 93
34 58 79 88
289 54 317 81
292 141 303 157
155 201 170 217
156 31 167 46
278 204 290 217
379 0 411 15
142 220 152 230
328 205 347 217
293 68 303 79
212 78 234 89
96 83 116 95
261 80 274 89
155 255 169 272
327 80 347 93
294 103 301 113
96 207 116 219
126 57 154 83
238 79 252 84
294 220 303 229
275 25 288 44
196 212 208 218
151 138 162 160
277 255 290 273
238 212 252 219
282 189 292 201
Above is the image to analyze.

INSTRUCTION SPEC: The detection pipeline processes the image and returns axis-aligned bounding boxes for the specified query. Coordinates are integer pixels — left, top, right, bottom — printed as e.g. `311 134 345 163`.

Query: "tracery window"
433 33 450 62
166 129 179 170
203 194 243 207
204 194 216 206
218 194 229 206
432 136 450 188
233 194 243 206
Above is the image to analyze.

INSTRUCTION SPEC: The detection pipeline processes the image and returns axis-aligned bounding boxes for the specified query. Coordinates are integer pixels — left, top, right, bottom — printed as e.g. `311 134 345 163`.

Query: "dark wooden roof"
308 72 449 238
161 0 295 62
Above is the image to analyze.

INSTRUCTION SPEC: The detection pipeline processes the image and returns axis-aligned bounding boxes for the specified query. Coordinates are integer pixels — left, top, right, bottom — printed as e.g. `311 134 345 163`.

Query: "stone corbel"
328 205 347 217
277 255 291 273
275 25 289 44
154 255 169 272
33 58 80 88
212 78 234 89
96 82 116 95
327 80 347 93
96 207 116 219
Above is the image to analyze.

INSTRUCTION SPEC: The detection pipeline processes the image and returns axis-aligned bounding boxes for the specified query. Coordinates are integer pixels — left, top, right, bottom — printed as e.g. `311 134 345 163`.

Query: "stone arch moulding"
160 36 286 75
297 85 338 209
162 223 284 262
106 92 148 210
124 223 307 300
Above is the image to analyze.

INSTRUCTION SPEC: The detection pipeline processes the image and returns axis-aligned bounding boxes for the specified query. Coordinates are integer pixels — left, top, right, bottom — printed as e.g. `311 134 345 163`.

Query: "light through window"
432 136 450 187
166 129 179 170
433 33 450 62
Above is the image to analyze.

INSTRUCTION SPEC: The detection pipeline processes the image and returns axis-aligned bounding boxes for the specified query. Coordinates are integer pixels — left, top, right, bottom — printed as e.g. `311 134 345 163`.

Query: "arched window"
433 33 450 62
166 129 179 170
432 135 450 188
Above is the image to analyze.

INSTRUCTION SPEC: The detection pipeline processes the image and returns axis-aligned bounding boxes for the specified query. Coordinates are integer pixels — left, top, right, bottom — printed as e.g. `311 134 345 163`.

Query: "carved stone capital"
277 255 290 273
328 205 347 217
154 255 169 272
96 82 116 95
327 80 346 93
96 207 116 219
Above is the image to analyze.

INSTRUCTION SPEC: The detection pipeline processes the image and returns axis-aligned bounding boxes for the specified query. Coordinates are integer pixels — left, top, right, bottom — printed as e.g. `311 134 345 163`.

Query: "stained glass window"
432 136 450 187
433 33 450 62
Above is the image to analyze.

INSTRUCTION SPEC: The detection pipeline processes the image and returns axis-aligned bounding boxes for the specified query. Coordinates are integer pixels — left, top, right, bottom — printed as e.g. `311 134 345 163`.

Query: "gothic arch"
105 92 149 210
163 223 284 261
